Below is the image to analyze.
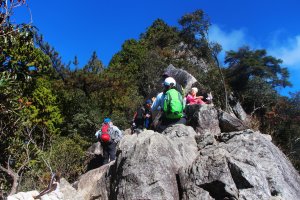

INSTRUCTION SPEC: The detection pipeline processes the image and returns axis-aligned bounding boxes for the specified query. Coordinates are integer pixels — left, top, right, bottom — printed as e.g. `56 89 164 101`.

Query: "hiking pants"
157 117 187 132
102 141 117 164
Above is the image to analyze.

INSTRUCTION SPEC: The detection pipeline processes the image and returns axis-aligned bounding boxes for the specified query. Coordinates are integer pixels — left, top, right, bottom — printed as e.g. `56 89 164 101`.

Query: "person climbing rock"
96 118 123 164
132 99 153 133
154 77 186 132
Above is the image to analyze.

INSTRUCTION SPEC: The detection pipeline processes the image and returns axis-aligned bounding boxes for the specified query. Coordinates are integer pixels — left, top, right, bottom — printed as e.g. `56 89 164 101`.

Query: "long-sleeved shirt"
151 92 165 111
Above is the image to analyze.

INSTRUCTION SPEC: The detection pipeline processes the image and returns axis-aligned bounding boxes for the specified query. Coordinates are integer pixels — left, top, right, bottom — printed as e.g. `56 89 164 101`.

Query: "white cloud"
208 24 300 70
268 35 300 68
209 24 248 52
208 25 252 65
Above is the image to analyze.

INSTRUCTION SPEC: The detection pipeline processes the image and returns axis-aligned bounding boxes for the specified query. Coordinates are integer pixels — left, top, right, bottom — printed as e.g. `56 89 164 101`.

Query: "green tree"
24 78 63 137
263 92 300 171
73 56 79 70
83 51 104 74
225 46 291 91
141 19 180 49
224 46 291 112
178 9 210 50
0 3 58 193
105 39 147 117
34 33 68 80
0 26 52 81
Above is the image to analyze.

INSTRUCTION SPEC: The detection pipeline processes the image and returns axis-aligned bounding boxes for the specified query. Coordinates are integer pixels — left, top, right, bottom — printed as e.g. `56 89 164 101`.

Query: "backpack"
100 123 111 143
135 107 145 121
163 88 184 119
134 107 145 128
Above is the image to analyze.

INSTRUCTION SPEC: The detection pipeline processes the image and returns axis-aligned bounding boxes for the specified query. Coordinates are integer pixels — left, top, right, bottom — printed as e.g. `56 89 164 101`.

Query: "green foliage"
47 136 86 182
83 51 104 74
178 9 211 58
0 26 52 80
24 78 63 135
243 77 279 112
34 33 68 80
262 92 300 171
141 19 180 49
105 39 147 117
136 50 168 97
225 46 291 112
225 46 291 91
53 80 100 141
195 65 228 109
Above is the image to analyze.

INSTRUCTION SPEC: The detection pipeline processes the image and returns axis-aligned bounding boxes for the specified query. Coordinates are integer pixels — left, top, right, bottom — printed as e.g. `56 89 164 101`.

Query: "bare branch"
251 103 265 117
0 0 31 37
0 161 19 195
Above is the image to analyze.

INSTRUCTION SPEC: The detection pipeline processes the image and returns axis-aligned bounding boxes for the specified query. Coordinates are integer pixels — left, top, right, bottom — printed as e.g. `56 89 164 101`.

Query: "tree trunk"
0 165 20 195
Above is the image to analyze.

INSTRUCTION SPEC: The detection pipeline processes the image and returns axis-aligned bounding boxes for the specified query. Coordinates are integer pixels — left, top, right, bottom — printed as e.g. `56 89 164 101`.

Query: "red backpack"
100 123 111 143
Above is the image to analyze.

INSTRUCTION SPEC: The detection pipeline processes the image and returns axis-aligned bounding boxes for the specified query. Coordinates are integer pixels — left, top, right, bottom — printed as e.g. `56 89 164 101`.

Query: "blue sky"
14 0 300 96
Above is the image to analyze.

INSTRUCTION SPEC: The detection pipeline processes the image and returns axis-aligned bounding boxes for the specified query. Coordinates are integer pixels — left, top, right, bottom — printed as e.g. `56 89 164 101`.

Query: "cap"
164 77 176 87
145 99 152 104
103 118 111 123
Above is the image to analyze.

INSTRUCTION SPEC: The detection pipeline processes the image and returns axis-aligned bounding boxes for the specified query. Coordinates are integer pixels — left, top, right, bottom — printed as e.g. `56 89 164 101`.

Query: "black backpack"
134 107 145 128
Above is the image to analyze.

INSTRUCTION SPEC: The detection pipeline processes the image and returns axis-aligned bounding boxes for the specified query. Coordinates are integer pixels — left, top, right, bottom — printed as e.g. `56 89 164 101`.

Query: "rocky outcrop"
10 106 300 200
228 94 249 122
163 64 198 94
7 191 39 200
186 104 221 136
109 128 198 200
180 130 300 200
60 178 83 200
8 186 63 200
86 142 104 171
218 110 249 132
75 162 114 200
173 42 210 72
86 142 102 155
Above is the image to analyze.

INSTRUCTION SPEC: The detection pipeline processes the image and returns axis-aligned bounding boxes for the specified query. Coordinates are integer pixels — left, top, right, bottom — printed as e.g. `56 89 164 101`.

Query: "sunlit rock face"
10 107 300 200
180 130 300 200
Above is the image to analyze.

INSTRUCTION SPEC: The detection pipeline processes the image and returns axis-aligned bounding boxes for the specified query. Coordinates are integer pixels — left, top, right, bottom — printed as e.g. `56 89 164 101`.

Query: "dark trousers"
102 141 117 164
157 117 186 132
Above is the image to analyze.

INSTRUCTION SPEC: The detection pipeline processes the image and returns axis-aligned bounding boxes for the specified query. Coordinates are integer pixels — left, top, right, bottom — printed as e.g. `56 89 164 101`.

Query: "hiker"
33 172 62 199
162 72 184 95
143 99 153 129
186 87 206 105
155 77 186 132
132 99 153 133
151 92 164 112
96 118 123 164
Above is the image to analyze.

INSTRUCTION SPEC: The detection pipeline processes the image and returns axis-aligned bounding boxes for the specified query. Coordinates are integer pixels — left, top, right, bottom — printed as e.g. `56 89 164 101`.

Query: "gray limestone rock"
185 104 221 136
87 142 102 155
11 124 300 200
218 110 249 132
109 129 198 200
173 42 210 72
164 64 198 94
60 178 83 200
76 162 114 200
180 130 300 200
228 94 249 122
